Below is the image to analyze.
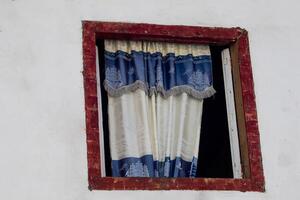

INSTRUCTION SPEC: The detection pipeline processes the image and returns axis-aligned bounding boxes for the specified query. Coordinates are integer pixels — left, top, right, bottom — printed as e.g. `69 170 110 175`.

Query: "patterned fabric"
104 42 215 100
111 155 198 177
104 40 213 178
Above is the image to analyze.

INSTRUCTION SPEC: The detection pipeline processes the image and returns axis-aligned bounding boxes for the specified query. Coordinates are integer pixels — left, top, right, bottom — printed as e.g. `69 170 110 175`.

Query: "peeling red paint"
82 21 264 191
238 32 265 192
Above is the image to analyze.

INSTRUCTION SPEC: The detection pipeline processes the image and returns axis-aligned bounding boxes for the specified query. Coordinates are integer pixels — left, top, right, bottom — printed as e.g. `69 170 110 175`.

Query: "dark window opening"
197 46 233 178
97 40 112 176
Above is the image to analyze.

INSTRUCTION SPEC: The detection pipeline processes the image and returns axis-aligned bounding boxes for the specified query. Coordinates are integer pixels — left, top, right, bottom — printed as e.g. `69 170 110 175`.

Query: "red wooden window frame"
82 21 264 191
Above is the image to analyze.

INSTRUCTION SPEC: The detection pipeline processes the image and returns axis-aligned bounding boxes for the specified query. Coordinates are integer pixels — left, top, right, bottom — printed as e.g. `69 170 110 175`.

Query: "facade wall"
0 0 299 199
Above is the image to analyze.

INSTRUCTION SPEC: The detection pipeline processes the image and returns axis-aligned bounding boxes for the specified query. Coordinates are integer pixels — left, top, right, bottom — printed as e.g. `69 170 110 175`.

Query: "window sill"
88 177 263 191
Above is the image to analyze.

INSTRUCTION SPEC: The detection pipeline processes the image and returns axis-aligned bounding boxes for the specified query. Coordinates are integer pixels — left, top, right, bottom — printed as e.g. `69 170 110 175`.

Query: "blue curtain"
104 50 215 100
103 40 215 177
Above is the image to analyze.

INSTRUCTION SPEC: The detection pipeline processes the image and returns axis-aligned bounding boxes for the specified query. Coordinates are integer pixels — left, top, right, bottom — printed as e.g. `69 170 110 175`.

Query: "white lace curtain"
104 40 214 177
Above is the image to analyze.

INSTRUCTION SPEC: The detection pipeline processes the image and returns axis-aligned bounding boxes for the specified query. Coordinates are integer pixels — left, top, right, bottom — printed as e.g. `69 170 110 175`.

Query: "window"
82 21 264 191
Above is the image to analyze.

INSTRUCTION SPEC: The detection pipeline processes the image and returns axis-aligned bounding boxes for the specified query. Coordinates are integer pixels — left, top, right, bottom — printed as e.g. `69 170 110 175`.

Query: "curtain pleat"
105 40 212 177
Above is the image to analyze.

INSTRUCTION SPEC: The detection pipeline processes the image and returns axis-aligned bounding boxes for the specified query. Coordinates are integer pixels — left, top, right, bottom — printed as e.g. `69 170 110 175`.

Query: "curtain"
104 40 215 177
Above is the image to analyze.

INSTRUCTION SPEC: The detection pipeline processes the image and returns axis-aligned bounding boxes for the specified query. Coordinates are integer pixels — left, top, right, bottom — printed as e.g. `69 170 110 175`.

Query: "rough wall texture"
0 0 299 199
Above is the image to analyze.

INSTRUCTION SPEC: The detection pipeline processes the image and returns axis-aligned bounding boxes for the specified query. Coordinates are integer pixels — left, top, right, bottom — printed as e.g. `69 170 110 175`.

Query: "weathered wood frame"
82 21 264 191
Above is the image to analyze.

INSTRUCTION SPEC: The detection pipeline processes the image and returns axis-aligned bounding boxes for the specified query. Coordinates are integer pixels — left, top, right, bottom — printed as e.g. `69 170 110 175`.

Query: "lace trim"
104 80 216 100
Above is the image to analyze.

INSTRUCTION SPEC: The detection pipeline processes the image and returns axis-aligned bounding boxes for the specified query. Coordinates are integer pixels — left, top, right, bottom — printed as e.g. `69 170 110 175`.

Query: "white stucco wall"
1 0 300 199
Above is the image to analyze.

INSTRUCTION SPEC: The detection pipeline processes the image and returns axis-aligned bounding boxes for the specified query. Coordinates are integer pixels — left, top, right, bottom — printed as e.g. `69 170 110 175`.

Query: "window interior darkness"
197 46 233 178
97 40 233 178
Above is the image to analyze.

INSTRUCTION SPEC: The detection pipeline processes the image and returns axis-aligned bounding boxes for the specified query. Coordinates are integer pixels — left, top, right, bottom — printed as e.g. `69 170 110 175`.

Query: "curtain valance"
104 40 215 99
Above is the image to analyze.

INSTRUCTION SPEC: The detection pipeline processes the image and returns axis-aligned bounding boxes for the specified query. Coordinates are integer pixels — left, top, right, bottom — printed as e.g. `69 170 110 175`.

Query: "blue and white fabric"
104 40 215 177
104 40 215 100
